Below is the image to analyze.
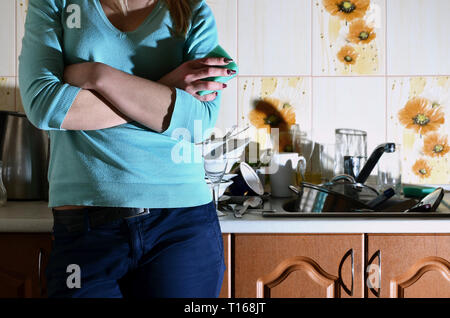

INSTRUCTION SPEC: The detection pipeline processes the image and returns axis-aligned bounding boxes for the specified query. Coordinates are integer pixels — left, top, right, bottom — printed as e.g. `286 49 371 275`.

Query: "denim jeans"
45 201 225 298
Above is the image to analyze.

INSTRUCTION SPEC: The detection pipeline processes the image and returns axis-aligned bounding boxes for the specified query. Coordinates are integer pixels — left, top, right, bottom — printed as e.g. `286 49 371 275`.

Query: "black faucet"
355 143 396 184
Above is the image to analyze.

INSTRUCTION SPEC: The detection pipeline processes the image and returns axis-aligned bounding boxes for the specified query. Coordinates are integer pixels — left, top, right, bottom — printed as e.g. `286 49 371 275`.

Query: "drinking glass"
377 144 402 196
335 128 367 177
292 126 316 183
319 143 335 184
202 139 228 216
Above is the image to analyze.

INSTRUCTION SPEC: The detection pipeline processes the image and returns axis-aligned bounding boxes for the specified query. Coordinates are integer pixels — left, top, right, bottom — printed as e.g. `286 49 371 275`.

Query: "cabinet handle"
367 250 381 297
338 249 354 296
38 248 45 297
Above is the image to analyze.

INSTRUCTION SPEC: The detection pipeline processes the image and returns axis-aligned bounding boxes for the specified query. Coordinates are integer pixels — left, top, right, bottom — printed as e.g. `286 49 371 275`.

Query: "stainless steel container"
0 111 49 200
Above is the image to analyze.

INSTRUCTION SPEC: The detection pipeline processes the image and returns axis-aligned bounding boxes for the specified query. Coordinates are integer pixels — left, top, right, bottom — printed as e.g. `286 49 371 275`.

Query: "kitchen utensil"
269 152 302 197
404 188 444 212
403 186 436 199
287 182 372 212
0 111 49 200
335 129 367 177
366 188 395 210
228 162 264 196
377 144 402 195
234 196 263 218
321 174 379 203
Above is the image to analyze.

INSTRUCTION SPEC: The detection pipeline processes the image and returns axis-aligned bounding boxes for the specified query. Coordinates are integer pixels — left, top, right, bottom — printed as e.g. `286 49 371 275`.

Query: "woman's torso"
53 0 203 210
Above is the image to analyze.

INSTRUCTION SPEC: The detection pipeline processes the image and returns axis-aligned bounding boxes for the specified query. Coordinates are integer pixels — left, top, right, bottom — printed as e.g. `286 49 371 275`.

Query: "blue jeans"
45 201 225 298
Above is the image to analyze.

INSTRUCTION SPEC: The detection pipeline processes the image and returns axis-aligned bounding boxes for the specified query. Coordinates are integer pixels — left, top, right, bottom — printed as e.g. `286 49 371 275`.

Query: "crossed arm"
61 57 233 132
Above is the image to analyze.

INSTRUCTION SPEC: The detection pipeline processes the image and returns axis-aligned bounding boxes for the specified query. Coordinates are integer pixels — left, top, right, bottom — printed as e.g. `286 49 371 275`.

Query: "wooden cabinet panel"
367 234 450 298
0 233 52 298
219 234 231 298
233 234 364 298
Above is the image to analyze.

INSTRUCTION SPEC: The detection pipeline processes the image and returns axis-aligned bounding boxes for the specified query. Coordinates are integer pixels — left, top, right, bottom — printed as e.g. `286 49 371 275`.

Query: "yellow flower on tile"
348 19 376 44
423 133 449 158
322 0 370 21
398 97 445 135
248 97 296 133
412 158 432 179
337 45 358 65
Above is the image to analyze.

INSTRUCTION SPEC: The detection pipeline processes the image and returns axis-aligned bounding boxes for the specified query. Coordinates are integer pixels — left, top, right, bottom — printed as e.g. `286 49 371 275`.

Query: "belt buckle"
124 208 150 220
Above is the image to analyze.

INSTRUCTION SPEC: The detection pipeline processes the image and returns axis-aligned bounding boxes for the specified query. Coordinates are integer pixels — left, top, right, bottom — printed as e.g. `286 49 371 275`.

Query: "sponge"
197 45 238 96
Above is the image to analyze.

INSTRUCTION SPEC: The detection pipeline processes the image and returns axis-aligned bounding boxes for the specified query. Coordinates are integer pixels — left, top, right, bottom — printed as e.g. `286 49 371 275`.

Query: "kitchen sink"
261 193 450 218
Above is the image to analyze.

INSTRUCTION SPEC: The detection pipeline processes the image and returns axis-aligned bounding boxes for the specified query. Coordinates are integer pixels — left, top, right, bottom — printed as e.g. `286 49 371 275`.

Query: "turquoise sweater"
19 0 222 208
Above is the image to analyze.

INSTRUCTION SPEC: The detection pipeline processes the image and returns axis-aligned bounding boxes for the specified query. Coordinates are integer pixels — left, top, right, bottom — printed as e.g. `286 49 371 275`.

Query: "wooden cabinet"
232 234 363 298
218 233 450 298
1 232 449 298
367 234 450 298
0 233 52 298
219 234 231 298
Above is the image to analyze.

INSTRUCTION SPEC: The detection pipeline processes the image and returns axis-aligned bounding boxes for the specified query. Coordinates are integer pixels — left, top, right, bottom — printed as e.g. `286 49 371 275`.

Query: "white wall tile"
313 0 386 75
206 0 237 60
0 0 16 77
387 0 450 75
312 77 386 155
16 0 28 75
215 78 238 135
238 0 311 76
0 77 16 111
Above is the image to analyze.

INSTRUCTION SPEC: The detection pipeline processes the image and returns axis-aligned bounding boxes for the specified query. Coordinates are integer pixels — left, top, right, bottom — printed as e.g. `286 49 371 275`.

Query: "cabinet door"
219 234 231 298
367 234 450 298
234 234 363 298
0 233 52 298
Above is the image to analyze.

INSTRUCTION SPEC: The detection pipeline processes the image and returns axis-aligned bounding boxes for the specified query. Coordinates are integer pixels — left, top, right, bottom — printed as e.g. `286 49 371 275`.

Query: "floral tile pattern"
313 0 386 75
0 77 16 112
238 77 311 154
387 77 450 186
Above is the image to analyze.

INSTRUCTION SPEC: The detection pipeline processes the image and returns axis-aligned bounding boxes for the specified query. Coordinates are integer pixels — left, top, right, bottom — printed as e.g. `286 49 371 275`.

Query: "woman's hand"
63 62 103 90
158 57 235 102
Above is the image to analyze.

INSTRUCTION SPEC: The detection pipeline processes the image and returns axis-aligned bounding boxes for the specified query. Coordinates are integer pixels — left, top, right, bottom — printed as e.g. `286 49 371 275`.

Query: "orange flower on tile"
412 159 432 179
398 97 445 135
423 133 449 158
278 132 294 152
249 97 296 132
337 45 358 65
348 19 376 44
322 0 370 21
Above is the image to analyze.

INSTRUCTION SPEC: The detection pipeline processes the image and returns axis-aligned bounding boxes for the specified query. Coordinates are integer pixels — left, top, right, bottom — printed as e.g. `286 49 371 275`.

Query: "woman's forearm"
93 64 175 133
61 89 133 130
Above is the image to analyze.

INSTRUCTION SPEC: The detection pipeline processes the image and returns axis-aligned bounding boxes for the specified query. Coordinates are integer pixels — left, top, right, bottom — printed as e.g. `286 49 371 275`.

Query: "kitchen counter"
0 197 449 233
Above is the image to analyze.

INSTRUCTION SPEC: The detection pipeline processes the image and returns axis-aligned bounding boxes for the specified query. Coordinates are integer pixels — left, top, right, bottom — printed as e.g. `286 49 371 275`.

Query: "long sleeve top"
18 0 222 208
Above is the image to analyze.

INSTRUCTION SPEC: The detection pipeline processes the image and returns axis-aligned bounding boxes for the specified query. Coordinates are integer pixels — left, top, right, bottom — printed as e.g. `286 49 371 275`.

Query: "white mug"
269 152 301 197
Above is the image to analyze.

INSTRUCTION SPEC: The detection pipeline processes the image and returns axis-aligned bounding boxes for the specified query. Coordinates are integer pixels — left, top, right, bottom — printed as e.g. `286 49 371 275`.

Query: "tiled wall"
0 0 449 185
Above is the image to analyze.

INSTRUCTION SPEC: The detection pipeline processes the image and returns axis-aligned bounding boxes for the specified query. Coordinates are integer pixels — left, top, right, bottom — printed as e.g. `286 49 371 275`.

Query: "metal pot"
287 182 371 212
0 111 49 200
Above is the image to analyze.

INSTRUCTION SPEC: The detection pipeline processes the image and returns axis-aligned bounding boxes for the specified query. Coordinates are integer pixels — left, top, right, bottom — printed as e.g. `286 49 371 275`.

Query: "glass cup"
202 139 228 216
319 143 335 184
377 144 402 196
334 128 367 177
